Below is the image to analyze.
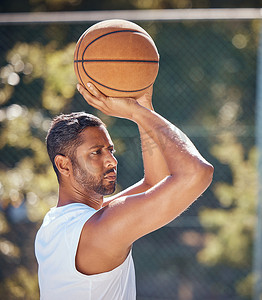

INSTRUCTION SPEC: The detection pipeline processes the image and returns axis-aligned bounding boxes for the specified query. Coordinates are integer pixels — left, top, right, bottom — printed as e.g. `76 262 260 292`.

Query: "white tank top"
35 203 136 300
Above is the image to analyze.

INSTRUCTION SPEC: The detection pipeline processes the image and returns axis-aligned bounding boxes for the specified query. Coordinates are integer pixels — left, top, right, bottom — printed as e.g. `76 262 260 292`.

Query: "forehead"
78 125 113 148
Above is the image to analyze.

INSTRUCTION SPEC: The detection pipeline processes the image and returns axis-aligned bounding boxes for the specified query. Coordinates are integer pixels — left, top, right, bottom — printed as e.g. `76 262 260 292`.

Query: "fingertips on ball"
76 84 82 93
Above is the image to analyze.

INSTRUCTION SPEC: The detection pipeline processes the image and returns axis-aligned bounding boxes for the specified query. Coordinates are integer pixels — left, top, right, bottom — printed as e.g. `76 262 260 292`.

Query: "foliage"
0 39 78 298
0 267 39 300
0 41 77 215
198 133 257 299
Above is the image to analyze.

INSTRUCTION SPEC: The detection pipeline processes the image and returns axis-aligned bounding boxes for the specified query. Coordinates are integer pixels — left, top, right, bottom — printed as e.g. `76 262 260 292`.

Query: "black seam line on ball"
74 59 159 63
75 65 154 93
75 35 85 87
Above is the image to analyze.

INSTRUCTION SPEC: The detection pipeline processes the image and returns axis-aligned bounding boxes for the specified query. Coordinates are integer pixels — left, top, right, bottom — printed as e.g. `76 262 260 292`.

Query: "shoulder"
75 201 132 275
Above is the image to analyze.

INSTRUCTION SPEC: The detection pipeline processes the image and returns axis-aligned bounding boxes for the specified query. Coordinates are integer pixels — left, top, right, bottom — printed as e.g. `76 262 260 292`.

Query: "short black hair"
46 112 105 181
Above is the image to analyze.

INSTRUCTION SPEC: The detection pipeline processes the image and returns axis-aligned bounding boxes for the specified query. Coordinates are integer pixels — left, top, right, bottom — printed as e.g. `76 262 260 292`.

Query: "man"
35 83 213 299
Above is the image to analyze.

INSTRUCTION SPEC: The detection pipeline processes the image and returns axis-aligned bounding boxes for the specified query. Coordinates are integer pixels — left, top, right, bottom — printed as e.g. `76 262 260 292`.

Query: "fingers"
86 83 107 101
76 82 139 119
77 83 106 100
77 83 108 110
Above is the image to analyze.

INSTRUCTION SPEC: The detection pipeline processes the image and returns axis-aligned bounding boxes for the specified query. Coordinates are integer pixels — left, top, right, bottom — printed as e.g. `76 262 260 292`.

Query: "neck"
57 184 103 210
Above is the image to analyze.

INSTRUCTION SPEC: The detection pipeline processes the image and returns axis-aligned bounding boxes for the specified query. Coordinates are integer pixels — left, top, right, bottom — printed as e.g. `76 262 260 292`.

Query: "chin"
97 183 116 196
104 186 116 196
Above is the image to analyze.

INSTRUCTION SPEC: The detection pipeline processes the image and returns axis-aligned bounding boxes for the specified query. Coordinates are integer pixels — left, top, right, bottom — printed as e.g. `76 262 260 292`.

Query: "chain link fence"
0 10 259 300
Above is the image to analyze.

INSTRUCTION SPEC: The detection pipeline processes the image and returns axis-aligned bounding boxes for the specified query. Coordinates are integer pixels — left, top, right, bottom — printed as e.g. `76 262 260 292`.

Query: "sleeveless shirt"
35 203 136 300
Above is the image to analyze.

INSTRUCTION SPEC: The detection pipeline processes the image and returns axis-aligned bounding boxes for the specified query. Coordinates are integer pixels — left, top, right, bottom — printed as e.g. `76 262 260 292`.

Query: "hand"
136 86 154 111
77 83 140 120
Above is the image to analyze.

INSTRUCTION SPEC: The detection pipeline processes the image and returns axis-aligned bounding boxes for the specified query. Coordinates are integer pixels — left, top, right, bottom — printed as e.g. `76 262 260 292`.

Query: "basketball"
74 19 159 98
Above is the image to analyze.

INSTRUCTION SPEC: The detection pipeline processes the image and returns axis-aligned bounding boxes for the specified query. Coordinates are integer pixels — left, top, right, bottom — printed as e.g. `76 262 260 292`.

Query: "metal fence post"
254 21 262 300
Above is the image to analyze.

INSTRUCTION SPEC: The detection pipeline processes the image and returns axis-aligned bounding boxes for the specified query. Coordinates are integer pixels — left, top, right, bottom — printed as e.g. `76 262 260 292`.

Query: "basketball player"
35 83 213 299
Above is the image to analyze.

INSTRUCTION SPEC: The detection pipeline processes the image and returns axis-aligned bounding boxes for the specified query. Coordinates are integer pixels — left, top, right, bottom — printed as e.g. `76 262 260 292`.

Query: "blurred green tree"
198 132 257 299
0 40 78 299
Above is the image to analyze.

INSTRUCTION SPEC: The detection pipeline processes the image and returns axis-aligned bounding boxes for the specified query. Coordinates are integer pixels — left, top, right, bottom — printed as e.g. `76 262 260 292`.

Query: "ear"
54 155 71 178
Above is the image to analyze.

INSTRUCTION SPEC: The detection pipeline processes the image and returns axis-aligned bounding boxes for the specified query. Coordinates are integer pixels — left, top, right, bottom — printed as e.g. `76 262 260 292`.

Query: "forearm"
135 92 169 186
138 124 170 186
132 106 212 176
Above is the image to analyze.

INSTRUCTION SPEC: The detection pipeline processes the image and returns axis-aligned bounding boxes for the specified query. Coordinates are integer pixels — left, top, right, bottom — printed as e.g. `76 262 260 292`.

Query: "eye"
91 149 102 155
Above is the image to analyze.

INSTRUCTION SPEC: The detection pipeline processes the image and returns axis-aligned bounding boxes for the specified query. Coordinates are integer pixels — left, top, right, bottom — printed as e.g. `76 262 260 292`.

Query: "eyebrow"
88 144 114 150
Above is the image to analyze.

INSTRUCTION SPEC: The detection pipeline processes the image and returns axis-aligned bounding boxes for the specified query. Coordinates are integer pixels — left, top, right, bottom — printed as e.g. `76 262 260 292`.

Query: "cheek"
77 155 103 174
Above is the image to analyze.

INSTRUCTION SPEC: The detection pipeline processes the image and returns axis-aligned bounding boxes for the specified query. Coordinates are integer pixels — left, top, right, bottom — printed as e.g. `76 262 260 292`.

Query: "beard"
72 159 116 196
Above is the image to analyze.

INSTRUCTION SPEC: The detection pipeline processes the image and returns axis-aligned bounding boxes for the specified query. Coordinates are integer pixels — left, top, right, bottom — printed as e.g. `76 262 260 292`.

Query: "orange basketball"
74 19 159 98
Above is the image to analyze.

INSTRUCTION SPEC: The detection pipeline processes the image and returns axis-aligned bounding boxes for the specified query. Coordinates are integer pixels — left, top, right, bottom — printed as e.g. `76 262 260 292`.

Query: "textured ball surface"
74 19 159 98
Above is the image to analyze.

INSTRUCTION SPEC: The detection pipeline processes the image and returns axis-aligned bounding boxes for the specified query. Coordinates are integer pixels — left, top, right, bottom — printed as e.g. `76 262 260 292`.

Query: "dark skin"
55 83 214 275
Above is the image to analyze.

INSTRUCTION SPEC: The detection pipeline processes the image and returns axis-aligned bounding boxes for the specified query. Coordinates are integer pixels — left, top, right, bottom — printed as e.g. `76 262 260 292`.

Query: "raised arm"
76 83 214 275
103 87 170 205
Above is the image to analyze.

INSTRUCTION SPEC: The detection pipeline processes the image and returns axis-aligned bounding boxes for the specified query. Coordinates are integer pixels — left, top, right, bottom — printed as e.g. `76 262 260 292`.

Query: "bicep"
95 173 204 248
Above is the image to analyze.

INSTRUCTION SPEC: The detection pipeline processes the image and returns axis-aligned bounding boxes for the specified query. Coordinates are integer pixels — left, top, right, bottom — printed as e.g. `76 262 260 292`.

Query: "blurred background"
0 1 261 299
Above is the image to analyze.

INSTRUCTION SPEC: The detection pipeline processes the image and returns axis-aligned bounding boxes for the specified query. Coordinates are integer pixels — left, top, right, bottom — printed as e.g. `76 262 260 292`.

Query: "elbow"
197 161 214 190
181 159 214 195
179 161 214 202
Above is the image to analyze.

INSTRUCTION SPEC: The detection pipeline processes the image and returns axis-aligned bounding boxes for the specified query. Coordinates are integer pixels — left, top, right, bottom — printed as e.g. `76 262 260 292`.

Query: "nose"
105 151 118 169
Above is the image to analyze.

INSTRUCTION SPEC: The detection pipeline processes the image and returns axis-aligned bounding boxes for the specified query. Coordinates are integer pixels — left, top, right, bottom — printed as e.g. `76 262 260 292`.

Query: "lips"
104 170 117 181
104 175 117 181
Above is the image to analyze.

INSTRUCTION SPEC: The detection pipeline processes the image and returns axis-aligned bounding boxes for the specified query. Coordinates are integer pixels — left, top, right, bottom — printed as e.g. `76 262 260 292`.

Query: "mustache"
104 168 116 176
